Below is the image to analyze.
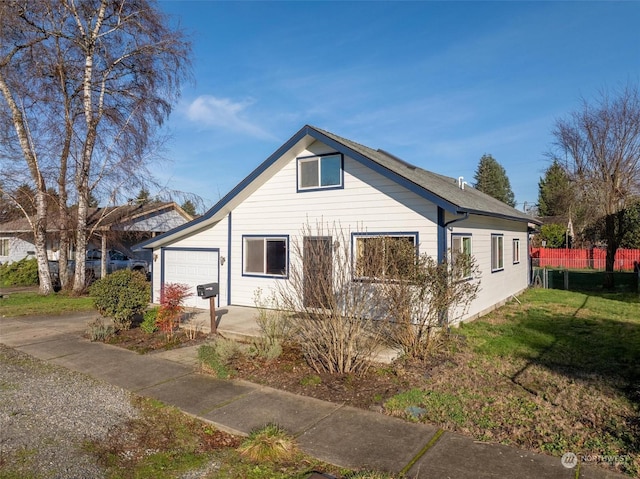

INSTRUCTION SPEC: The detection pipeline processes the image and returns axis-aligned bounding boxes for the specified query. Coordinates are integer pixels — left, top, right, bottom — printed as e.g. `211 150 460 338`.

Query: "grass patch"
409 288 640 476
460 289 640 379
0 291 94 317
85 396 340 479
237 423 298 464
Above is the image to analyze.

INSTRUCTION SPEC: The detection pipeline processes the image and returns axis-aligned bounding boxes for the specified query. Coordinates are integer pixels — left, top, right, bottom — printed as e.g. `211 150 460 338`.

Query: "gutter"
444 211 469 229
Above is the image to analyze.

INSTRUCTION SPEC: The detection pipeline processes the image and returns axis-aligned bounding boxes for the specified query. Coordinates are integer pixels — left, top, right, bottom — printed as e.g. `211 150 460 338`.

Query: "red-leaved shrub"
157 283 193 339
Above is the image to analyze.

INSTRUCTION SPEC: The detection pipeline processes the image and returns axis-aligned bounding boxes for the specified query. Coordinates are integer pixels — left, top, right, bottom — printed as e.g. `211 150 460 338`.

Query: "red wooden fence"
530 247 640 271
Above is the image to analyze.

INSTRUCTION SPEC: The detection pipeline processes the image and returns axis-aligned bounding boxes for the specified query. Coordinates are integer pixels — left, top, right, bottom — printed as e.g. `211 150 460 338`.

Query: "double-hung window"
354 233 417 281
243 236 288 277
491 234 504 272
513 238 521 264
452 234 472 279
297 154 343 191
0 238 9 257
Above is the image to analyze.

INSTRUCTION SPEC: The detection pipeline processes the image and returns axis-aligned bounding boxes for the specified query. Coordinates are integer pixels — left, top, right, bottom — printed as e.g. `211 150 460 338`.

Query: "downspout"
438 210 469 263
438 210 469 328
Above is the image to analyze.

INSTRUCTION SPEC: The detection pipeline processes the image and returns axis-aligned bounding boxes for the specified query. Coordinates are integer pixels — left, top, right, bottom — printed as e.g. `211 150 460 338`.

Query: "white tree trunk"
0 72 53 294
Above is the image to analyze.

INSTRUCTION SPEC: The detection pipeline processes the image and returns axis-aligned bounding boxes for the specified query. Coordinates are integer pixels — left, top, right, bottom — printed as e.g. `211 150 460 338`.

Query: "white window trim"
297 153 343 191
452 234 473 279
242 235 289 278
513 238 521 264
491 234 504 272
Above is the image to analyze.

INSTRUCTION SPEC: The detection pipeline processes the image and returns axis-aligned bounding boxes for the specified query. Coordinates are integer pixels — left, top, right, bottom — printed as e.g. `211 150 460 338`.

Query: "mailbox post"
196 283 219 334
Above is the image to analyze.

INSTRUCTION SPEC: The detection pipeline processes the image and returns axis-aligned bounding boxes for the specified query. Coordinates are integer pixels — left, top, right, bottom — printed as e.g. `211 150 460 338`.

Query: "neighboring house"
134 125 540 323
0 202 192 265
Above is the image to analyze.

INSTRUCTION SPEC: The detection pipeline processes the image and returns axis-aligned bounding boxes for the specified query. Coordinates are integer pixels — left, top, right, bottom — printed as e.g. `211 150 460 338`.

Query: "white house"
135 125 539 323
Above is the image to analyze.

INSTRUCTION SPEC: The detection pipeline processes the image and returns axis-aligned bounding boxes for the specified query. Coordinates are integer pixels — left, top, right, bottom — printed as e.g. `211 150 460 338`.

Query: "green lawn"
461 289 640 379
0 292 95 317
385 289 640 476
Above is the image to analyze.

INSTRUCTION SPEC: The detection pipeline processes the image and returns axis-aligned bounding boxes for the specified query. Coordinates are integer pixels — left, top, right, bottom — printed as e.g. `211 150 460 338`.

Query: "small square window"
298 154 343 190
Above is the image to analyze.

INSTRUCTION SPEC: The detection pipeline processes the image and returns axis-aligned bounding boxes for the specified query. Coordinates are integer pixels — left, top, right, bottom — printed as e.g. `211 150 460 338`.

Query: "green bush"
141 307 159 333
0 258 39 286
89 270 150 330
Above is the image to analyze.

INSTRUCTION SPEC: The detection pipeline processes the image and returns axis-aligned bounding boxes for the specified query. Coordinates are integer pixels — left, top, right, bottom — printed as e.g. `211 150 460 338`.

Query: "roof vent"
377 149 417 170
458 176 468 190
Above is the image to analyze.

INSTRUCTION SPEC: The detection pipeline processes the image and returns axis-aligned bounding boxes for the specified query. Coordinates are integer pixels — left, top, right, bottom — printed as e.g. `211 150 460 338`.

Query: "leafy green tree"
538 160 573 217
473 154 516 207
582 200 640 249
539 223 568 248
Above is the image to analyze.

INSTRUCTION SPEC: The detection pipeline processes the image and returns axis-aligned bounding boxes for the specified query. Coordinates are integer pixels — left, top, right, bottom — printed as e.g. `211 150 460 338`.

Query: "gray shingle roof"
312 126 537 224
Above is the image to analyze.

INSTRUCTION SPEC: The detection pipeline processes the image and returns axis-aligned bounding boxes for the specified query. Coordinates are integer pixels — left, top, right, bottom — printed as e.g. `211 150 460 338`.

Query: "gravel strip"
0 344 139 479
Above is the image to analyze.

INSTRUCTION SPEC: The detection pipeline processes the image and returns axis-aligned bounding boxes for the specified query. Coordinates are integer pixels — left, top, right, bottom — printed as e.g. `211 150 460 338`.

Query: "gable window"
243 236 288 277
297 154 343 191
452 234 472 279
513 238 520 264
354 233 417 280
491 234 504 272
0 238 9 257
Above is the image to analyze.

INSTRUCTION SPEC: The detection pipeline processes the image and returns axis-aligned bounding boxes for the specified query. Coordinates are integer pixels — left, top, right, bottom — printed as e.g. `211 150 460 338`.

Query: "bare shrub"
251 288 292 360
275 222 388 376
379 240 481 361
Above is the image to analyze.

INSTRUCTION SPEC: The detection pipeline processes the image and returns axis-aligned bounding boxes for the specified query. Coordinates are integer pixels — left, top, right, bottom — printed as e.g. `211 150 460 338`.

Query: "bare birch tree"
0 2 54 293
553 84 640 289
0 1 191 293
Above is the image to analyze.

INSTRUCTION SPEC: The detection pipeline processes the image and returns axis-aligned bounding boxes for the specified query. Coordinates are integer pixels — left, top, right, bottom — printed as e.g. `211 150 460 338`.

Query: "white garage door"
163 249 219 309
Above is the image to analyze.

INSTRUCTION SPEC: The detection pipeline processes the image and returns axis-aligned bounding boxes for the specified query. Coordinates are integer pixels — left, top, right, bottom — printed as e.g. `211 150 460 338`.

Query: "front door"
303 236 333 308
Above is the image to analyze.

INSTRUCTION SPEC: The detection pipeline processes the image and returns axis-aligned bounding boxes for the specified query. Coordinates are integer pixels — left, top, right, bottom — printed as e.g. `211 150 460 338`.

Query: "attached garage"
161 248 220 309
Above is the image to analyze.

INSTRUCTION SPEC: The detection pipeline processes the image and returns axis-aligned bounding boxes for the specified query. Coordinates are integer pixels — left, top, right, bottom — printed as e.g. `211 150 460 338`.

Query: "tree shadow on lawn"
497 293 640 455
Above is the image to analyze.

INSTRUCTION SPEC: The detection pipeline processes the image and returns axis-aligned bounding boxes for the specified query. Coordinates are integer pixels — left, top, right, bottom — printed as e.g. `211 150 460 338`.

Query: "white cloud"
185 95 276 140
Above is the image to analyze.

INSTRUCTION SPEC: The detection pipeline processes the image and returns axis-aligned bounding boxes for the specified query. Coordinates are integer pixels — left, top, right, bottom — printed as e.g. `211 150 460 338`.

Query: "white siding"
1 235 37 264
448 214 529 322
228 142 439 307
152 138 531 322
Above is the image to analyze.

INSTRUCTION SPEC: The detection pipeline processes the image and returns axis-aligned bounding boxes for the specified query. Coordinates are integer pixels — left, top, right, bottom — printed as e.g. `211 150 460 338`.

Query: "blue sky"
157 1 639 213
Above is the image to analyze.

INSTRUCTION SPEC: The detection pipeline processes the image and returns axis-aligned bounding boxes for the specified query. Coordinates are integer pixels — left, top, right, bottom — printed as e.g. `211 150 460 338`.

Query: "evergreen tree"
473 154 516 207
181 200 197 217
136 188 150 204
538 160 573 217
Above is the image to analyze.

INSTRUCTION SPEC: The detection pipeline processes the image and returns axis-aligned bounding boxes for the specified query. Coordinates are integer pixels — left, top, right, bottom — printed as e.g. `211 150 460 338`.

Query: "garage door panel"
163 249 219 309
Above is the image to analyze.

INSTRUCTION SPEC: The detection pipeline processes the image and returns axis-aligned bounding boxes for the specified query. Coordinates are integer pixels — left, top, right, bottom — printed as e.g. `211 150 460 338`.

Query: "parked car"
49 249 149 286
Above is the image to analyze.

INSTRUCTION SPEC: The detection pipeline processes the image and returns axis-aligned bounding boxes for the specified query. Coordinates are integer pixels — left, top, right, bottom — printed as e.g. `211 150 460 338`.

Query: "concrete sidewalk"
0 312 627 479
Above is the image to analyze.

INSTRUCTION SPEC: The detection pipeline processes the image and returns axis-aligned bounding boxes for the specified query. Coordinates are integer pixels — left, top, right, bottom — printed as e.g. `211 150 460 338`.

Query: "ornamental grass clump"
237 423 298 464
